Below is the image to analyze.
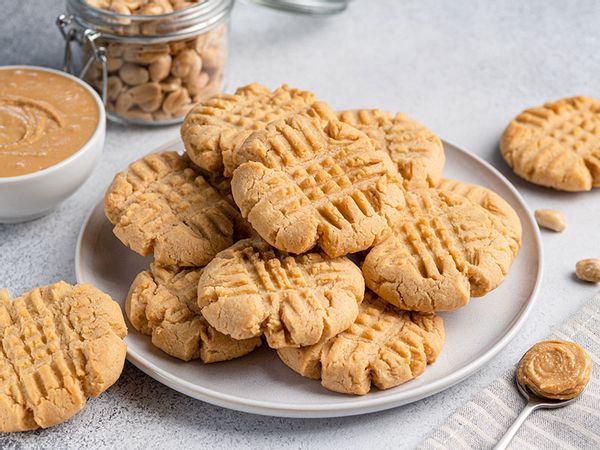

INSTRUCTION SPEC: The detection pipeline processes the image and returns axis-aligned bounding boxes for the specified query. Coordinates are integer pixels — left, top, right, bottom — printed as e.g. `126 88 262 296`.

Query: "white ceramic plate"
76 140 543 418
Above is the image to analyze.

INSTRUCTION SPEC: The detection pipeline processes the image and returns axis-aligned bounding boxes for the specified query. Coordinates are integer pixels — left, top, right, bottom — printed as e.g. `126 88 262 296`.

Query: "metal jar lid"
246 0 348 15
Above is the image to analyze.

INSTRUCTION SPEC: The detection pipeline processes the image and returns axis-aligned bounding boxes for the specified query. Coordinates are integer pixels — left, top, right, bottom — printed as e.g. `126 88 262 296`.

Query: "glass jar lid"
247 0 348 15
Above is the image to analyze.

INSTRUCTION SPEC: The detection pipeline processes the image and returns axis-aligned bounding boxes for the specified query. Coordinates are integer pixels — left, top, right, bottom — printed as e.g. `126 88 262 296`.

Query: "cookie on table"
362 187 515 312
197 238 365 349
500 96 600 191
230 112 405 257
337 109 445 188
126 263 261 363
437 178 522 256
277 291 444 395
0 282 127 432
104 151 246 267
181 83 329 177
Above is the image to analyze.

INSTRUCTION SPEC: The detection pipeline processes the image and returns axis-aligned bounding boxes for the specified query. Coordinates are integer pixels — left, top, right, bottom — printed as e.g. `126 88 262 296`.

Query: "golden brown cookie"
0 282 127 432
126 263 261 362
337 109 445 188
197 238 365 349
277 291 444 395
437 179 522 256
181 83 325 177
231 113 405 257
500 96 600 191
362 188 515 312
104 151 245 267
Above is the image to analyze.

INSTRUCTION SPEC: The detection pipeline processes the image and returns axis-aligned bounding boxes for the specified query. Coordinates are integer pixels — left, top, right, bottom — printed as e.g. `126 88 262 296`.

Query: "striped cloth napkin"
419 292 600 450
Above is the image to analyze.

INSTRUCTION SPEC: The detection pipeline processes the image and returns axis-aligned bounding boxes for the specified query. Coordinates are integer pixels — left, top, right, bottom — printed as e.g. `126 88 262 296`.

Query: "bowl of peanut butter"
0 66 105 223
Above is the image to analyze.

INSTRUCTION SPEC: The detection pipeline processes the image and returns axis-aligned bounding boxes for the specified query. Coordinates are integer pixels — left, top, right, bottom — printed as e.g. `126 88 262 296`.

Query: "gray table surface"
1 0 600 448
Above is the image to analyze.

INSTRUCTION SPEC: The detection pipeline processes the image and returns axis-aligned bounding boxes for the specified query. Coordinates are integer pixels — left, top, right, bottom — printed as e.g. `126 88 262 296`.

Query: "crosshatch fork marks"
277 292 445 395
500 96 600 191
231 113 405 257
104 151 245 267
362 188 515 313
197 238 365 349
0 282 127 432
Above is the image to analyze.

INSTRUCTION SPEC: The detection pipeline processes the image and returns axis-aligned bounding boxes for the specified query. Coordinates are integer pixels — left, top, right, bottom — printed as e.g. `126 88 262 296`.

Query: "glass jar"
57 0 232 125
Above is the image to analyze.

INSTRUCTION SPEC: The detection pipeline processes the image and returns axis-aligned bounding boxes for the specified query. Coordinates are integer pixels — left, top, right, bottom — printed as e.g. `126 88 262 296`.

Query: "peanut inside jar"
81 1 228 124
517 340 592 400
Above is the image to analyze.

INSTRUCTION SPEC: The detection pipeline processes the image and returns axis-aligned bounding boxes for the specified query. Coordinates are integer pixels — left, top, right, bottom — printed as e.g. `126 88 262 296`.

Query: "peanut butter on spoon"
494 340 592 450
517 340 592 400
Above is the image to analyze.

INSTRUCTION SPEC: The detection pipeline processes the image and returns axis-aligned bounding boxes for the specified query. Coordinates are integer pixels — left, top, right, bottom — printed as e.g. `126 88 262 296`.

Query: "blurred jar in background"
59 0 232 125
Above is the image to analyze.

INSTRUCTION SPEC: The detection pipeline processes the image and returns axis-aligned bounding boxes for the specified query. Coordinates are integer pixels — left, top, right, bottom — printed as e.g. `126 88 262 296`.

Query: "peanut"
129 82 162 105
87 0 201 14
160 76 181 92
119 0 144 10
534 209 567 232
107 57 123 73
138 2 165 15
121 108 154 121
87 0 110 8
172 1 195 11
169 41 188 55
185 71 209 96
149 54 172 82
201 46 224 72
153 110 172 121
123 45 170 64
107 76 124 101
171 49 202 80
115 89 136 115
119 63 149 85
156 0 174 13
109 1 131 15
162 87 190 115
575 259 600 283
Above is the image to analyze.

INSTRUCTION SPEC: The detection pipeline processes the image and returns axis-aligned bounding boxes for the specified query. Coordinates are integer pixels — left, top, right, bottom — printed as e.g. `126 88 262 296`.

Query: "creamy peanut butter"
0 68 99 177
517 340 592 400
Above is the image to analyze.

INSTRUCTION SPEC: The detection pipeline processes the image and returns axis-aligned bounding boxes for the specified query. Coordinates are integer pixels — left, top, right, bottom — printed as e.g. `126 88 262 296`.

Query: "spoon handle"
493 401 537 450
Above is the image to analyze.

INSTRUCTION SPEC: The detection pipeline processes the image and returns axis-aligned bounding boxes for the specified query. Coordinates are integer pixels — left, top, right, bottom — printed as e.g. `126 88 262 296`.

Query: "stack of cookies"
104 83 522 395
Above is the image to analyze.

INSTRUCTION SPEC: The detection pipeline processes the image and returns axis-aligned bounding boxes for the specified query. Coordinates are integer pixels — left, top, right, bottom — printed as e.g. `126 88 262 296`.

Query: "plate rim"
75 139 544 418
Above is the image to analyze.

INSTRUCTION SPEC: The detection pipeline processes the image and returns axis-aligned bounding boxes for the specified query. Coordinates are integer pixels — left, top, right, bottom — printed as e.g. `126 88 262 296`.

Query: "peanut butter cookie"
362 188 515 312
126 263 261 362
437 179 522 256
197 238 365 349
104 151 246 267
0 282 127 432
501 96 600 191
231 113 405 257
277 291 444 395
181 83 326 176
337 109 445 188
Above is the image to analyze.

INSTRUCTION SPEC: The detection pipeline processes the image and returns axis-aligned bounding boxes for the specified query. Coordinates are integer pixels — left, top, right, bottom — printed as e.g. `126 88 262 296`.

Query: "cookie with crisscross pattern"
277 291 444 395
362 187 515 312
126 263 261 362
0 282 126 432
337 109 445 188
437 179 522 257
231 113 405 257
197 238 365 349
501 96 600 191
181 83 327 176
104 151 246 267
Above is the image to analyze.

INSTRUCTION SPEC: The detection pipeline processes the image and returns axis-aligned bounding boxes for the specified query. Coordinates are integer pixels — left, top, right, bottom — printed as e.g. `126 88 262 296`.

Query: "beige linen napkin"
419 292 600 450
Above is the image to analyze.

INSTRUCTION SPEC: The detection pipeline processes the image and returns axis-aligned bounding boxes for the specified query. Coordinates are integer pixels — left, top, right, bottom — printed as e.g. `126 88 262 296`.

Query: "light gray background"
1 0 599 448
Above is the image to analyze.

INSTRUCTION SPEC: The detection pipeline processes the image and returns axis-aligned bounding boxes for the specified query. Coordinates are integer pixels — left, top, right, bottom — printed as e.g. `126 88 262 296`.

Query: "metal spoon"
493 358 587 450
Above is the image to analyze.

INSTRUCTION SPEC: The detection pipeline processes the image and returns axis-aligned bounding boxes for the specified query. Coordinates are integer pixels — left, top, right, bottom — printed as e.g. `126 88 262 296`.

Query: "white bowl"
0 65 106 224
